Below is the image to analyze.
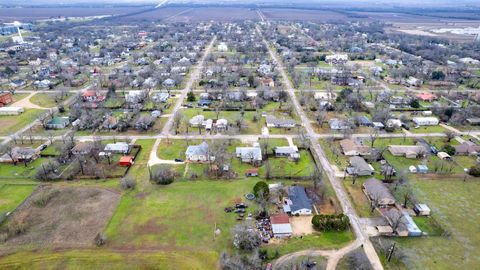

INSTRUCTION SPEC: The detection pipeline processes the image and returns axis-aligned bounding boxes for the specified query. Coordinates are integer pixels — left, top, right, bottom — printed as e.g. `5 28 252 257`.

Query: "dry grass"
0 186 120 252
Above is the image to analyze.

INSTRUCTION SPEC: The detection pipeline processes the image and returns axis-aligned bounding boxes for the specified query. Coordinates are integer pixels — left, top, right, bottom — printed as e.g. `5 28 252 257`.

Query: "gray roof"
186 142 209 156
236 147 262 161
288 186 312 212
266 116 296 127
349 156 372 172
363 178 395 204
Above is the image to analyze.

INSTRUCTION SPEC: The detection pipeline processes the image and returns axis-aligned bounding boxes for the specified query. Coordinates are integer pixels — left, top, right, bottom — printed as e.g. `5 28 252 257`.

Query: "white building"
0 107 24 115
217 42 228 52
412 117 439 126
104 142 130 154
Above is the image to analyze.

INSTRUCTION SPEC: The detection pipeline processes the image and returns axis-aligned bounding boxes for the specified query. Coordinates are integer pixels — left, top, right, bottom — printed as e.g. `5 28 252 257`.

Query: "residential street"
259 26 384 270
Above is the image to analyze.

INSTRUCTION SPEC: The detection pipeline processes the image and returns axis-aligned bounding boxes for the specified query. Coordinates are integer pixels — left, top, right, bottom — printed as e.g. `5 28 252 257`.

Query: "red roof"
415 92 437 101
82 90 97 97
119 156 134 164
270 214 290 224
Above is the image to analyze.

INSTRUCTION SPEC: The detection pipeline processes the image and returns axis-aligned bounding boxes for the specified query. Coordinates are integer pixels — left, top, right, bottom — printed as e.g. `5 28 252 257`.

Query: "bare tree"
0 144 16 165
173 110 184 135
369 129 379 148
232 222 261 251
444 130 456 142
385 209 407 232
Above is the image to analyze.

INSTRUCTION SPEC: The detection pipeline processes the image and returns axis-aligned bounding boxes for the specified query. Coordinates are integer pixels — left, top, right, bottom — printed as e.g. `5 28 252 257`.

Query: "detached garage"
270 214 293 238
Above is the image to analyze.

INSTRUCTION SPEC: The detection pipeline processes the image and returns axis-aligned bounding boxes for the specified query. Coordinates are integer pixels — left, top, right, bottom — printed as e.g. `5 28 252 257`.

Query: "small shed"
119 156 134 166
413 204 431 216
417 165 428 173
245 168 259 177
376 225 394 236
437 152 451 160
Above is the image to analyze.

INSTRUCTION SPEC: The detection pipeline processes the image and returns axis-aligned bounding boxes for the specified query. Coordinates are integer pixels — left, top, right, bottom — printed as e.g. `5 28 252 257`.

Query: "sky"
0 0 478 7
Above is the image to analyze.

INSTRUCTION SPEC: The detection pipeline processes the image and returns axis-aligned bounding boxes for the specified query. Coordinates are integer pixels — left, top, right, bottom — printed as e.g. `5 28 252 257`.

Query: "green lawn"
157 139 204 160
0 184 36 213
262 150 316 177
409 125 446 134
105 179 260 253
0 109 45 135
379 178 480 269
0 158 49 179
0 249 217 270
29 93 71 108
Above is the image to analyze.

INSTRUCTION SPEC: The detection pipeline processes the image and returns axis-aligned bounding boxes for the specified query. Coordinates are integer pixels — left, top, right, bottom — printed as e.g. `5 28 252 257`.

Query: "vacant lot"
1 186 120 250
105 179 259 252
0 109 45 135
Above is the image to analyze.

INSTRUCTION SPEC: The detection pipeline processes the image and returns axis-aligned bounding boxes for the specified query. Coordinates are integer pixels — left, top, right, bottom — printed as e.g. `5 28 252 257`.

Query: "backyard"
379 178 480 270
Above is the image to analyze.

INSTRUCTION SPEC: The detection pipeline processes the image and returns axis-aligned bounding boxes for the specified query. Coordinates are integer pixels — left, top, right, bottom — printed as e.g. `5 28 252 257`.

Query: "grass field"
379 178 480 269
409 125 446 134
0 184 36 213
0 249 217 269
0 109 45 135
105 179 261 252
29 93 71 108
0 158 49 179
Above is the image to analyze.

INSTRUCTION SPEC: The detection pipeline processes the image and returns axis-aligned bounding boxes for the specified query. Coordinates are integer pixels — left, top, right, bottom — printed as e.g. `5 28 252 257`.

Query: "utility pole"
387 242 396 262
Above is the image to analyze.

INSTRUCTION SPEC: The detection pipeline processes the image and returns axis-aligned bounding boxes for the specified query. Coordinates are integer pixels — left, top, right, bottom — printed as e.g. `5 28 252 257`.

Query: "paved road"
161 36 217 136
259 25 384 270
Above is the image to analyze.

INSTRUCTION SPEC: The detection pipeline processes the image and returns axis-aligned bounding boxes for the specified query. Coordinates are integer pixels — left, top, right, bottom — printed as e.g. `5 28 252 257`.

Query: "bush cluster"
311 214 350 231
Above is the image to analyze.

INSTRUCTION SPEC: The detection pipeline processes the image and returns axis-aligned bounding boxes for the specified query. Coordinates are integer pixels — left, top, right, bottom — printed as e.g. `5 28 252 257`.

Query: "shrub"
120 177 136 190
312 214 350 231
32 189 59 208
8 213 29 236
253 181 269 198
94 233 107 246
409 99 420 109
152 166 175 185
442 144 455 156
187 91 196 102
469 165 480 177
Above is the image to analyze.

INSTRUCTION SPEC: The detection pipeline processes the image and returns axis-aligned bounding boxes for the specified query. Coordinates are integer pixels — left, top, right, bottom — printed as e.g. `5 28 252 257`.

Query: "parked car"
234 208 245 213
174 158 183 162
235 203 248 209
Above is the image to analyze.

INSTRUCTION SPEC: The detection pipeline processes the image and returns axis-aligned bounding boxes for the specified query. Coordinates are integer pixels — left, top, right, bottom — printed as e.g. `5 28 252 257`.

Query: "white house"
326 54 348 65
386 119 402 128
185 142 212 162
236 145 262 163
284 186 312 216
189 115 205 127
125 90 146 103
412 117 439 126
104 142 130 154
217 42 228 52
